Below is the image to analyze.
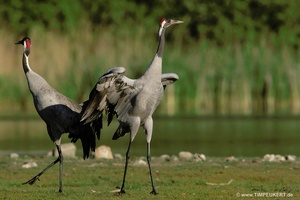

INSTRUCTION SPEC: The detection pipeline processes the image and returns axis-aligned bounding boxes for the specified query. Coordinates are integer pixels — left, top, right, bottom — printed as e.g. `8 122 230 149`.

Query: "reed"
1 25 300 116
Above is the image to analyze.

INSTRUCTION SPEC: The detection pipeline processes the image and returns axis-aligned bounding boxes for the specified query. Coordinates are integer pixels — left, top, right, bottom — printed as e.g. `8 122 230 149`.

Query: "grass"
0 155 299 199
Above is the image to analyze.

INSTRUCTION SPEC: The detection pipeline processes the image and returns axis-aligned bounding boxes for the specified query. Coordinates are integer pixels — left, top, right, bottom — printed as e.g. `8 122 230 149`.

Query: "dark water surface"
0 116 299 157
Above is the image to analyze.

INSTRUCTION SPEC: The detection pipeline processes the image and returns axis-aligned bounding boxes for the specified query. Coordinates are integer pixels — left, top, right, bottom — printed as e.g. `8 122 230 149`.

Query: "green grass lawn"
0 155 299 199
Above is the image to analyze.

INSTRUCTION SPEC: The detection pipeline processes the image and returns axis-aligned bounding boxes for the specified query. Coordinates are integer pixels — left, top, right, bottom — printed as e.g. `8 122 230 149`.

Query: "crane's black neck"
156 28 166 58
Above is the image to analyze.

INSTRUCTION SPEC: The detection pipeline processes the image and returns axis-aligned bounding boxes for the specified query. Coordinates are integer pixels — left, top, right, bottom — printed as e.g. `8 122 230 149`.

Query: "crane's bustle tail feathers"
69 115 103 159
112 123 130 140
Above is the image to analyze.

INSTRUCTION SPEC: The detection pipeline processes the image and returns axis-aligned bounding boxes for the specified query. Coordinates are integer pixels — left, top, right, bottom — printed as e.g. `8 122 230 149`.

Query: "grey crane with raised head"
81 18 183 195
15 37 101 193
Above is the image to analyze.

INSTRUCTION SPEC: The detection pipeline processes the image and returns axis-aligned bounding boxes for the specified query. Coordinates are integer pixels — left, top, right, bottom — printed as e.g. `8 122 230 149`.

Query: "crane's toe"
114 190 125 195
119 189 126 195
22 176 40 185
150 190 158 195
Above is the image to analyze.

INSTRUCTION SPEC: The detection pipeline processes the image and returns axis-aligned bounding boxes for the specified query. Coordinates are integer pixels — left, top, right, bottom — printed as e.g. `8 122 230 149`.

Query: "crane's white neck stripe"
159 21 166 37
161 20 166 28
24 54 32 72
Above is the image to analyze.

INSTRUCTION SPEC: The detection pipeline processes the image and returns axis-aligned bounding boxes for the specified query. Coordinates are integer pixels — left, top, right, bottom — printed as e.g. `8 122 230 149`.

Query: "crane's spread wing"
81 67 142 125
161 73 179 89
81 68 179 138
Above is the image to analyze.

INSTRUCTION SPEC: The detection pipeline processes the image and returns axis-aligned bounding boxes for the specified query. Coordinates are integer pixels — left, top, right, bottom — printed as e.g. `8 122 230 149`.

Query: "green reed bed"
1 25 300 116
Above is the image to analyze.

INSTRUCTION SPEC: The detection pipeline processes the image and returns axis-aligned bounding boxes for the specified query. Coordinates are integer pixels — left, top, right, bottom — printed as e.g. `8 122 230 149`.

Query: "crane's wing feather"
161 73 179 89
81 67 141 125
81 69 179 141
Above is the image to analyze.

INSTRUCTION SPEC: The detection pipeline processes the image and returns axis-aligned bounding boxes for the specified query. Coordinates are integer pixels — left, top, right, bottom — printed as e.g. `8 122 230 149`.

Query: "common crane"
16 37 101 193
81 18 183 195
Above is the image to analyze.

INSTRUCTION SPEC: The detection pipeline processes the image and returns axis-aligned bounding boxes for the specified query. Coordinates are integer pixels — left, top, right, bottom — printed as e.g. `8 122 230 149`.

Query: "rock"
22 161 38 169
263 154 286 162
114 153 123 160
285 155 296 161
95 145 114 159
275 154 285 162
225 156 237 162
52 143 76 158
171 155 179 162
10 153 19 159
160 154 171 161
263 154 275 162
179 151 193 160
47 151 52 157
194 153 206 162
133 159 147 166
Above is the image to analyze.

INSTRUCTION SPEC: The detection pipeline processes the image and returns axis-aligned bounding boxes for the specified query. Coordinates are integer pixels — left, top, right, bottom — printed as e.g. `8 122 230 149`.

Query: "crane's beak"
15 40 23 45
170 19 184 25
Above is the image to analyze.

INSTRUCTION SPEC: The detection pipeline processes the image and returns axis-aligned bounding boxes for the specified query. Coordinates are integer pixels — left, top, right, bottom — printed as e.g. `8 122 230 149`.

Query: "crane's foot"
150 189 158 195
117 189 126 195
112 186 126 195
22 176 40 185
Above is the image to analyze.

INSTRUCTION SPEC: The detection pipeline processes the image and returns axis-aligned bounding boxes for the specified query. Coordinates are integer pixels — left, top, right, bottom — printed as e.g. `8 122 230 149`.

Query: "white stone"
171 155 179 162
95 145 114 159
10 153 19 159
47 151 52 157
263 154 275 162
263 154 288 162
22 161 38 169
133 159 147 166
160 154 171 161
285 155 296 161
179 151 193 160
114 153 123 160
275 154 285 162
225 156 237 162
52 143 76 158
194 153 206 161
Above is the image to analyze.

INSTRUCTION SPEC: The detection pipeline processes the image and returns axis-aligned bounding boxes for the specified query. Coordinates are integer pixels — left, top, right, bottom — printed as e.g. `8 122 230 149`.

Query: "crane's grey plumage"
81 18 183 195
16 37 101 193
161 73 179 89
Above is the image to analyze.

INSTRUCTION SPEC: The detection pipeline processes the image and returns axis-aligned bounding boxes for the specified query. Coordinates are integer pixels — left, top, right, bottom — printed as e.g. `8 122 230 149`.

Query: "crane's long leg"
144 117 157 195
147 142 157 195
22 144 63 193
57 144 63 193
117 117 140 195
119 138 132 194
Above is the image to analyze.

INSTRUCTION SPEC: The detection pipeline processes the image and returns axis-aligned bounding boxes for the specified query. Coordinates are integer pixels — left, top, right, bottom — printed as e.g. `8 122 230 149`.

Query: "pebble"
194 153 206 162
275 154 285 162
171 155 179 162
179 151 193 160
10 153 19 159
160 154 171 161
49 143 77 158
263 154 282 162
94 145 114 159
22 161 38 169
225 156 238 162
285 155 296 161
114 153 123 160
263 154 296 162
133 159 147 166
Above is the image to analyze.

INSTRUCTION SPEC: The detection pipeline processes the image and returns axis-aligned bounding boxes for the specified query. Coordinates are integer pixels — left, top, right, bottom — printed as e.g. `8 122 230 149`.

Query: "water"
0 116 299 157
